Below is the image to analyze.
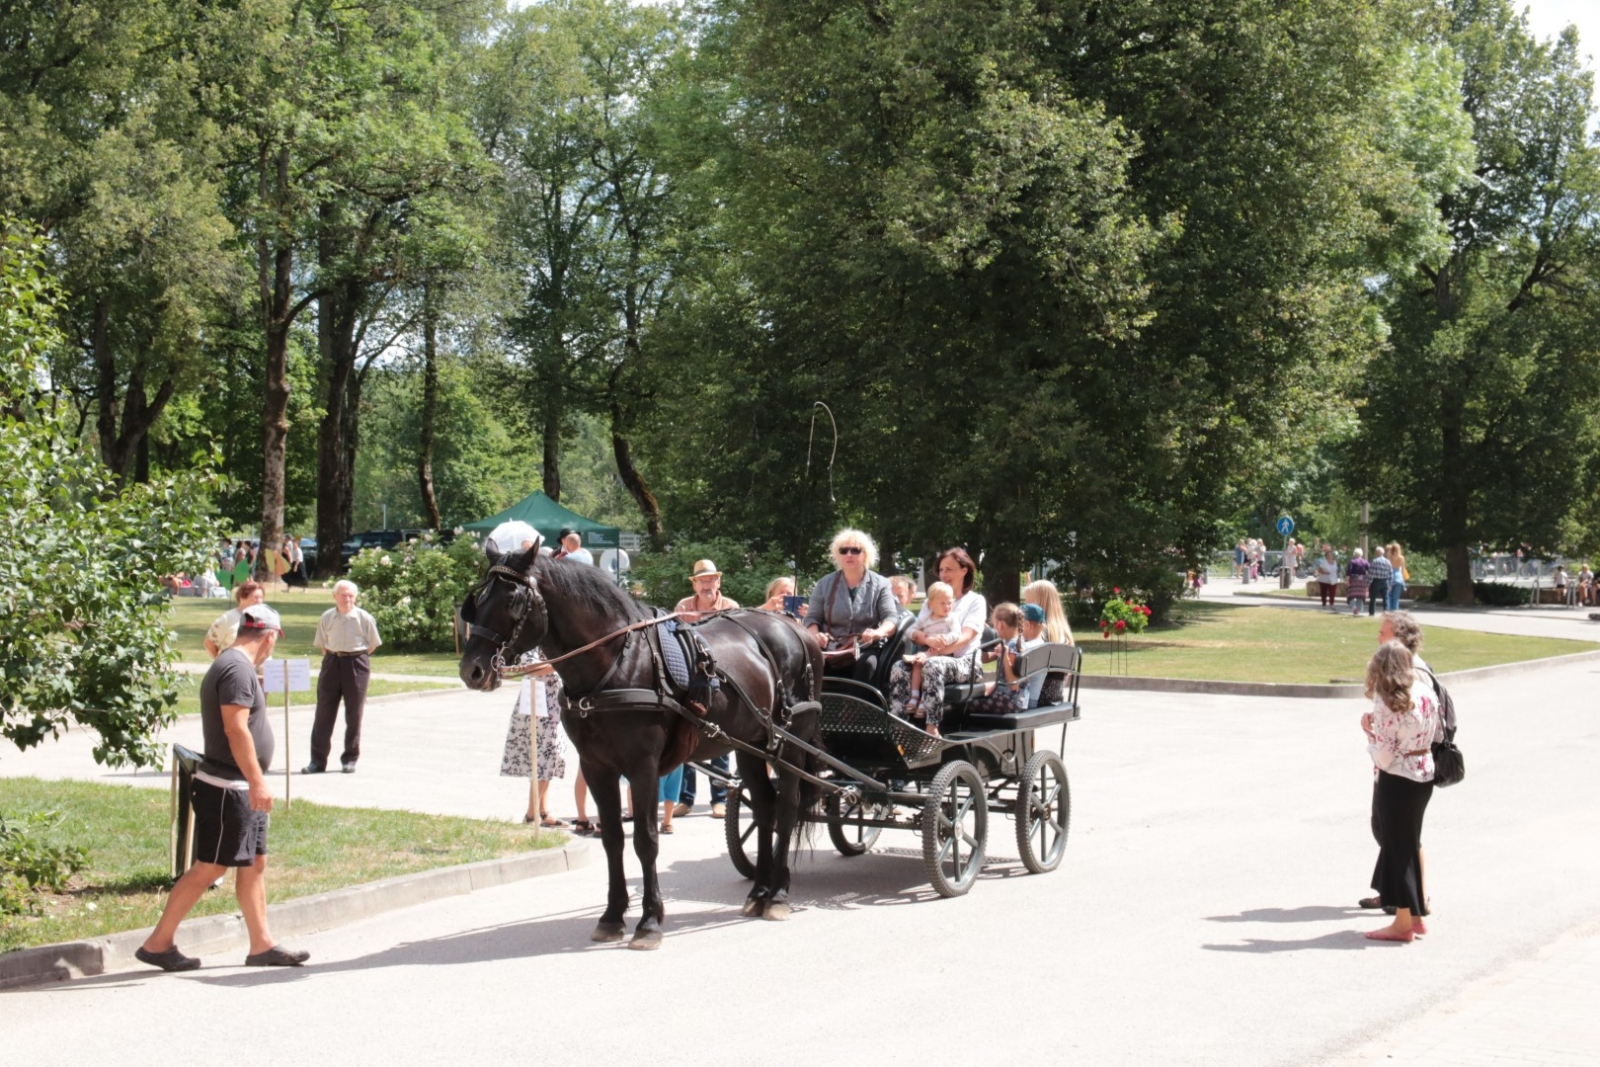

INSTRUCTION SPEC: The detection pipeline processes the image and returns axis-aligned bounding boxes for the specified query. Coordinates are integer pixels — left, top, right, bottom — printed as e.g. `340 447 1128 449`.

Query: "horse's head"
458 545 549 691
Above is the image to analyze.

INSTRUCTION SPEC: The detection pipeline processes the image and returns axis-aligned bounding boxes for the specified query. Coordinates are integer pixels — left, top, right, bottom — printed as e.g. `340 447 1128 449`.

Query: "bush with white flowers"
344 534 485 651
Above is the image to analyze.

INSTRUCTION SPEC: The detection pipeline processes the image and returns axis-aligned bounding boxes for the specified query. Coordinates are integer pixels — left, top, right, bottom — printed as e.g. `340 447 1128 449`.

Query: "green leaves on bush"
344 535 486 651
2 224 217 769
627 538 793 610
0 811 88 916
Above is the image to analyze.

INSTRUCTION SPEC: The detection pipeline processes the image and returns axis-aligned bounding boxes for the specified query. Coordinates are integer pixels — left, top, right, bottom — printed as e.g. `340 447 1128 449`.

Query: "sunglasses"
837 546 863 555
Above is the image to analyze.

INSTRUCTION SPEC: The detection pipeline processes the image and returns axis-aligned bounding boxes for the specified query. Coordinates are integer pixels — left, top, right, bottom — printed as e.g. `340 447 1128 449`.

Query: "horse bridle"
463 563 547 677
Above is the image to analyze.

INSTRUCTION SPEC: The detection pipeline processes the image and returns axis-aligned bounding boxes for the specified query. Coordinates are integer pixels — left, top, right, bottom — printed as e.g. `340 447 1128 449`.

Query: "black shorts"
190 778 269 867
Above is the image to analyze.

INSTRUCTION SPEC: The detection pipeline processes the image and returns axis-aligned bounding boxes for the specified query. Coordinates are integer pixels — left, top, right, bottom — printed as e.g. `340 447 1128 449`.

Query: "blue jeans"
1368 578 1389 616
658 763 684 804
1386 580 1405 611
678 755 728 805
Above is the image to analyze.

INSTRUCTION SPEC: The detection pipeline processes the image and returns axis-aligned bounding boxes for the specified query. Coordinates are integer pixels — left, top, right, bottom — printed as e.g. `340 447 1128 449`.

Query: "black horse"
457 546 825 949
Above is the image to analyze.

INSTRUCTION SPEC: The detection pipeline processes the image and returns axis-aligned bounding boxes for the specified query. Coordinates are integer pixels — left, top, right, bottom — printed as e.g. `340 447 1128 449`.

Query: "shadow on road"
1202 931 1369 953
1205 905 1365 924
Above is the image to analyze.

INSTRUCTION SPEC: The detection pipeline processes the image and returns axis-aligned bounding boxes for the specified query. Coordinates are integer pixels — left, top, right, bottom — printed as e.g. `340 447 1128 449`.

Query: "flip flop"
540 817 571 829
659 823 675 834
1364 928 1414 943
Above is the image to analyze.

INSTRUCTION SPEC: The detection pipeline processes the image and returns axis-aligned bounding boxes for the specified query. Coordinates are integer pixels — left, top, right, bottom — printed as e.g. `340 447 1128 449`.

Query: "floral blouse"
1366 678 1438 783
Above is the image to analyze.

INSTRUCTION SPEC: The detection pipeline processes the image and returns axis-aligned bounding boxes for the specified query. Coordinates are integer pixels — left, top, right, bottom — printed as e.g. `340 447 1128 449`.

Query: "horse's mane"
534 554 653 622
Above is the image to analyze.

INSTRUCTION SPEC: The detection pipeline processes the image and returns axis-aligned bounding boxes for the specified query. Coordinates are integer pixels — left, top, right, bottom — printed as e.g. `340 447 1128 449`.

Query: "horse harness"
467 562 826 777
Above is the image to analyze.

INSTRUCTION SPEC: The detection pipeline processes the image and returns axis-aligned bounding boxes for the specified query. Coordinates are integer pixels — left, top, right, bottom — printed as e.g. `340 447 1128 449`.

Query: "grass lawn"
1074 601 1597 683
0 778 556 953
166 596 461 677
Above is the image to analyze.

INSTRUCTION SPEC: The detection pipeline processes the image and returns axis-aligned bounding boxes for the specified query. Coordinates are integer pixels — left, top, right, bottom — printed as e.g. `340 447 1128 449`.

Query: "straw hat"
689 559 721 579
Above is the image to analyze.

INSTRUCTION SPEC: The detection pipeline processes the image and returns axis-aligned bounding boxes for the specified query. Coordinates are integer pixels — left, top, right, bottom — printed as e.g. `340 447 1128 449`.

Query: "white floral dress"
500 651 566 782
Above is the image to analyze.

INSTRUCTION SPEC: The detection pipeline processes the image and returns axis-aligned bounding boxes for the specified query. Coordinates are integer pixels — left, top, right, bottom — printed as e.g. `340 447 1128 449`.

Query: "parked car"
340 529 406 565
299 536 318 573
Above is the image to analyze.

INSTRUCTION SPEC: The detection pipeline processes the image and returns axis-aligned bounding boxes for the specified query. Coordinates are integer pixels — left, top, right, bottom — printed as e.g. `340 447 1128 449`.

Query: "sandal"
571 818 596 836
660 823 674 834
540 816 571 829
1358 896 1383 910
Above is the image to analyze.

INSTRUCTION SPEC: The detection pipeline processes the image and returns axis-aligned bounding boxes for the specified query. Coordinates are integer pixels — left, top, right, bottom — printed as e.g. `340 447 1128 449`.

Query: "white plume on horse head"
484 521 541 558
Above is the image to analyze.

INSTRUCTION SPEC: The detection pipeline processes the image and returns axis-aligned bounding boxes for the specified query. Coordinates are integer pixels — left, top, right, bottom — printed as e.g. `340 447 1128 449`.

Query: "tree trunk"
980 549 1022 608
542 404 562 503
418 281 442 530
340 364 362 535
259 145 296 561
1445 543 1473 605
314 287 353 575
612 412 663 547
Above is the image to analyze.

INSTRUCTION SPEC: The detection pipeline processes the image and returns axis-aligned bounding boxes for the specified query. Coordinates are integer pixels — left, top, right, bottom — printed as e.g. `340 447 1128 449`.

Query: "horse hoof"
628 930 663 951
591 920 626 943
741 898 764 918
763 900 792 922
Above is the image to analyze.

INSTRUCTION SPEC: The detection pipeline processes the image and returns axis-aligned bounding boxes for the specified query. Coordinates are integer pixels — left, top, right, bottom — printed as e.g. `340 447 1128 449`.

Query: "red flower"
1102 630 1111 639
1114 619 1127 632
1113 587 1121 595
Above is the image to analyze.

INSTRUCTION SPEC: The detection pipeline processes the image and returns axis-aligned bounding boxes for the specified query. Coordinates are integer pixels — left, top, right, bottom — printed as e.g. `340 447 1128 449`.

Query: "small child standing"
901 582 956 714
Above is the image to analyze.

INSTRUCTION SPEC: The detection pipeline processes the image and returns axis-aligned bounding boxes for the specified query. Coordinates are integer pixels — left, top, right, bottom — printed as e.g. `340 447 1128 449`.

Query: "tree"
1 224 213 768
1352 0 1600 603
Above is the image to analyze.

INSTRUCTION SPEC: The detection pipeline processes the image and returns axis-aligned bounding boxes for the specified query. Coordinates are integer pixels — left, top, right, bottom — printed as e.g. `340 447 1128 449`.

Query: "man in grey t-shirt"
136 604 308 972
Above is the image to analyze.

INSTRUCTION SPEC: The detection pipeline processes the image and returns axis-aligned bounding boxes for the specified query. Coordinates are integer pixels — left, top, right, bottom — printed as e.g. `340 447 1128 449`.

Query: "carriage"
710 624 1082 898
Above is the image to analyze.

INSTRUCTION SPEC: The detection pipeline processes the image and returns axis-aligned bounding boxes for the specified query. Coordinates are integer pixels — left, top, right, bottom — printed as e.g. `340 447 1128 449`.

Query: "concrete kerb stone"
1077 647 1600 699
0 837 591 991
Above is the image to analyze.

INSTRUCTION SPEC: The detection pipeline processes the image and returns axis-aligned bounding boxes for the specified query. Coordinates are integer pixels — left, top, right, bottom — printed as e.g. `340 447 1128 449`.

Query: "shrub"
1427 580 1530 607
0 811 88 916
344 534 486 651
628 537 791 609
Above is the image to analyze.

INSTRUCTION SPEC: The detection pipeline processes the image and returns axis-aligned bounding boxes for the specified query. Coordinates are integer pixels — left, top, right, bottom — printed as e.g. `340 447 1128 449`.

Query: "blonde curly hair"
828 528 879 571
1364 641 1416 715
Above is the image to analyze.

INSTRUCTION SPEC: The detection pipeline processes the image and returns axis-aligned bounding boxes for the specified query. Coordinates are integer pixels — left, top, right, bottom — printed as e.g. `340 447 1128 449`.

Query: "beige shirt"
313 606 383 654
674 594 739 623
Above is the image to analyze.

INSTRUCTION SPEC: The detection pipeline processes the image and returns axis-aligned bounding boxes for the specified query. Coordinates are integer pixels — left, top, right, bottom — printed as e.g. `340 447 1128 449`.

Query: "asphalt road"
4 650 1598 1067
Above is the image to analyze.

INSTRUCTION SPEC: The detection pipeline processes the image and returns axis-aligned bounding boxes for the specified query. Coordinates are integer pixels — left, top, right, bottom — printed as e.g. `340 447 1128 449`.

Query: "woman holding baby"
887 547 987 736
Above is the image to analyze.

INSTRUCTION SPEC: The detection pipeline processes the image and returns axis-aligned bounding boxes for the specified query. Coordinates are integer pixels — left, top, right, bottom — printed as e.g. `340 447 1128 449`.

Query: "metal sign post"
262 658 312 809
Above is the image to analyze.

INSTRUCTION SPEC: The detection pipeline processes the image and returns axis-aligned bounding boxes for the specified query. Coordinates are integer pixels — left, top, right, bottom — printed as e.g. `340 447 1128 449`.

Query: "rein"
500 610 694 677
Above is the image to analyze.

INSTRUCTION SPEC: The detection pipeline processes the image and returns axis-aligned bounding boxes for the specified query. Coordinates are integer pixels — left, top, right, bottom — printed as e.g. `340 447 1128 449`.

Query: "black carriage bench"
721 642 1083 898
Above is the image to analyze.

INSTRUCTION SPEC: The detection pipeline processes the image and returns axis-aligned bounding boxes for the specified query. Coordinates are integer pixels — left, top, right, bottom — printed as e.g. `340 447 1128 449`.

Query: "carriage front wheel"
826 791 885 857
1015 751 1070 874
921 760 988 897
724 781 757 880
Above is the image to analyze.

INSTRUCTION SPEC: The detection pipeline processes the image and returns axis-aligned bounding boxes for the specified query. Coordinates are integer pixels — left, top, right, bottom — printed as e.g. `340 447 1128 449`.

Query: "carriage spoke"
937 833 955 865
960 830 979 851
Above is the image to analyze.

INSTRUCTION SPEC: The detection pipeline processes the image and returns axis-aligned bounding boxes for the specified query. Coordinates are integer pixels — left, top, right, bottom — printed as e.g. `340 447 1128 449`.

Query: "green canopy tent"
461 491 620 550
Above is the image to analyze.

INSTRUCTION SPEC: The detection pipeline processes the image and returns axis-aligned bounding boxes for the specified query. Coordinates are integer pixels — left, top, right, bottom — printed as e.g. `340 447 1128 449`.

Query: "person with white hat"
136 604 308 971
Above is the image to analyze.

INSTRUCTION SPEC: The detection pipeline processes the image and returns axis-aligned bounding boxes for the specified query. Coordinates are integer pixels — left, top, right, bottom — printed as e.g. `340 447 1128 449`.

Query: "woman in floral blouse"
1360 641 1438 942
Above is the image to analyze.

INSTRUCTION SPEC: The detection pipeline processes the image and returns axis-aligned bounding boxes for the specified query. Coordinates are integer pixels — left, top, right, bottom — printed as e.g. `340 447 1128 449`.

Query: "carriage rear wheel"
1014 751 1070 874
921 760 988 897
724 781 757 880
826 791 885 857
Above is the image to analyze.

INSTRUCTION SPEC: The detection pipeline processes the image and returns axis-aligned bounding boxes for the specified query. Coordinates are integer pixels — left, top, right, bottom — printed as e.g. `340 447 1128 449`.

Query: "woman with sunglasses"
806 529 900 680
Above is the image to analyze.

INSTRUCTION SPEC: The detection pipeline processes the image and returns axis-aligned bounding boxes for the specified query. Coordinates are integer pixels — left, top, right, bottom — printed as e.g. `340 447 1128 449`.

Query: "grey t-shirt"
199 648 273 779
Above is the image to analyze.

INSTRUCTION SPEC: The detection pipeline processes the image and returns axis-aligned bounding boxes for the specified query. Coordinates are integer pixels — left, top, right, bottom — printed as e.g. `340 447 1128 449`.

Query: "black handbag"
1419 666 1464 787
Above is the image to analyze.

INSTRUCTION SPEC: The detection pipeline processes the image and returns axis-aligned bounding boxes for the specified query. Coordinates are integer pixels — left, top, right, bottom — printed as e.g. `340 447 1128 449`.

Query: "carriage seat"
943 642 1083 730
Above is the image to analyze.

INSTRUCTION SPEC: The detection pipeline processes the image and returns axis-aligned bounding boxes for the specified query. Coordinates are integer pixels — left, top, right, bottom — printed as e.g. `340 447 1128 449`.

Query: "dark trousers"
1367 578 1389 616
679 755 729 805
311 651 370 768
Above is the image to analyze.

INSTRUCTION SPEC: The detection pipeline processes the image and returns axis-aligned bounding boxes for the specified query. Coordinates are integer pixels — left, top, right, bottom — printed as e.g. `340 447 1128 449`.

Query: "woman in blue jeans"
1385 543 1408 611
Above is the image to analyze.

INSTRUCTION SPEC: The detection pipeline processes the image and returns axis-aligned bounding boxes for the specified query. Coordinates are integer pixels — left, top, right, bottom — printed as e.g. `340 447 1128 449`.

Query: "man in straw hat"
136 604 309 971
674 559 739 623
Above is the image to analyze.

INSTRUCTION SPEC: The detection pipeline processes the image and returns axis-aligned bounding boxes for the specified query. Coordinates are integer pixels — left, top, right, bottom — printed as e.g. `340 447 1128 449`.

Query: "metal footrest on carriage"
819 691 945 768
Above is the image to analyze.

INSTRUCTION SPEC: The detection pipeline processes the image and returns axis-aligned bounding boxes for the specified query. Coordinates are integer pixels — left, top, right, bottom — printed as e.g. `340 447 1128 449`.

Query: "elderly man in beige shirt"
304 580 382 774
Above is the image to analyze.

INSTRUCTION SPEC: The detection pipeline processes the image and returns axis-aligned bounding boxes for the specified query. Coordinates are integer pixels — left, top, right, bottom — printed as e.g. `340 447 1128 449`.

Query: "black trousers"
311 651 370 768
1368 578 1389 616
1369 770 1432 915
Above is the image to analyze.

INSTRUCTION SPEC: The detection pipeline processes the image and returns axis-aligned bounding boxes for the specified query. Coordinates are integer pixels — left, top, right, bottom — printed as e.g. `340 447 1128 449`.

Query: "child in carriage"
968 602 1048 713
901 582 957 706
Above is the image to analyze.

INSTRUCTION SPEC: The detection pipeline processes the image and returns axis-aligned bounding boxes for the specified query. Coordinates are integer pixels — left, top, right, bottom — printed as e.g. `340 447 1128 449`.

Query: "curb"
1077 648 1600 699
0 838 591 991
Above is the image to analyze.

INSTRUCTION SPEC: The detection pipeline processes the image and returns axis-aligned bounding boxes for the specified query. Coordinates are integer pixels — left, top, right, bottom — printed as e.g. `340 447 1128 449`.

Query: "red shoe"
1411 919 1428 937
1365 927 1415 943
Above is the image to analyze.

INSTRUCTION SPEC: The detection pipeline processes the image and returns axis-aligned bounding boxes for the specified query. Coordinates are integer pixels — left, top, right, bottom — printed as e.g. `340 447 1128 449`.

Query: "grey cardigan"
806 569 898 640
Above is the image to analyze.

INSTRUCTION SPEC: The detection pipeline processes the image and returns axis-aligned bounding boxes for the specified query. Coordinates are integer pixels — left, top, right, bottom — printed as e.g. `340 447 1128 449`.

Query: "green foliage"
2 225 216 768
344 535 486 651
1351 0 1600 602
0 811 89 915
628 538 791 610
1426 580 1530 606
1097 590 1152 638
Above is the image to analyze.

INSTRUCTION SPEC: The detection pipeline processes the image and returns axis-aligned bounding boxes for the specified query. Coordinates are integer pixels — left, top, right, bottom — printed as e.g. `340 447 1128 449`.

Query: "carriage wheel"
826 791 885 857
921 760 988 897
1014 751 1070 874
723 782 757 880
